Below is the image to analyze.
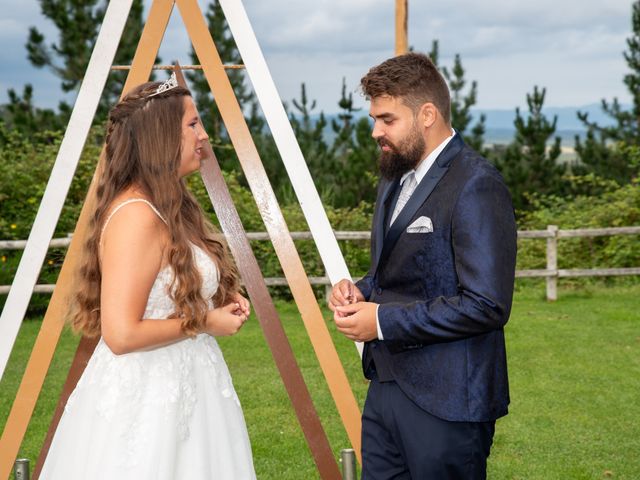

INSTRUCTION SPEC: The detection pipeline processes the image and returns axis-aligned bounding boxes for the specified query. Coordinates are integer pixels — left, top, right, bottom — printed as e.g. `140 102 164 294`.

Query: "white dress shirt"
375 130 456 340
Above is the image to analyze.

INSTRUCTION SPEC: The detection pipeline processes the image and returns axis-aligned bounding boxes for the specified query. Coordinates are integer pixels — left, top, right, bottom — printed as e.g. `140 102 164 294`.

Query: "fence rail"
2 226 639 300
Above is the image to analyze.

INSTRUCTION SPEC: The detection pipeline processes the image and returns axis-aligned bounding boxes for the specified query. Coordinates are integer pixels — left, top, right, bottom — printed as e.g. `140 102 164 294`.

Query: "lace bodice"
100 198 220 317
144 243 220 318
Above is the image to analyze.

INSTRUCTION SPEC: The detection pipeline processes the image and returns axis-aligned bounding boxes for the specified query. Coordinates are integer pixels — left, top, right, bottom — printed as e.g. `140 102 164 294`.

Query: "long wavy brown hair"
71 80 240 337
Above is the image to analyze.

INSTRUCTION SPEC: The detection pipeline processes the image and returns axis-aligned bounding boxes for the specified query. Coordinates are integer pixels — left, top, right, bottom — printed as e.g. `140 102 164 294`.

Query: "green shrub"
0 124 101 313
0 128 375 309
2 126 639 311
516 178 640 288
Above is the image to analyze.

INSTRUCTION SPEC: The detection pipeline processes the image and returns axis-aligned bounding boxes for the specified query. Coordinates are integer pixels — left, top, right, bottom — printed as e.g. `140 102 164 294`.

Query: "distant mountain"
482 128 586 147
473 103 620 146
317 103 625 147
472 103 618 131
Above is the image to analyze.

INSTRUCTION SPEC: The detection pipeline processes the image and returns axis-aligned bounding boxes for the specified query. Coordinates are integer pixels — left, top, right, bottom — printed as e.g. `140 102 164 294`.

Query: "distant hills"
319 103 622 147
472 103 616 131
472 103 618 146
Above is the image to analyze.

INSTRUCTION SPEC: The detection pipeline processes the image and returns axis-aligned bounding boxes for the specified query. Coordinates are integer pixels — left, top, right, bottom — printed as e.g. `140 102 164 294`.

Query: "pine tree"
289 83 331 179
330 77 359 156
0 85 65 142
575 0 640 183
328 78 378 206
429 40 486 151
495 86 564 211
186 1 255 141
26 0 151 119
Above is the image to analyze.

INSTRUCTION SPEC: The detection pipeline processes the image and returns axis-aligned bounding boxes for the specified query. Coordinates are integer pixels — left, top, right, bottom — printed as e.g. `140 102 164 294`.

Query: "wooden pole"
546 225 558 301
395 0 408 55
177 0 361 467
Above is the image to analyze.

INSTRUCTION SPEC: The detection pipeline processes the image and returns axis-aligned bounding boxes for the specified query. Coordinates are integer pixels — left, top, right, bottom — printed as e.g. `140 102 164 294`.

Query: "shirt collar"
399 129 456 186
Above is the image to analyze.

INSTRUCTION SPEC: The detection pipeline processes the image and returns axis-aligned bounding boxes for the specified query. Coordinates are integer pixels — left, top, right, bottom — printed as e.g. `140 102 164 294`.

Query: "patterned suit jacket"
357 134 517 422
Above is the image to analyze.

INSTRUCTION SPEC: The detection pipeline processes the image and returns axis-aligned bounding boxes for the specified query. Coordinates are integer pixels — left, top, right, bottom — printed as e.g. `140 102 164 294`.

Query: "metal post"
341 448 357 480
14 459 29 480
546 225 558 301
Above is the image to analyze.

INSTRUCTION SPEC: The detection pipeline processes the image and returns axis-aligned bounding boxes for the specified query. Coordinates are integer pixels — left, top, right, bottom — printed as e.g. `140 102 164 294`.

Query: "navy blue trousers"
361 377 495 480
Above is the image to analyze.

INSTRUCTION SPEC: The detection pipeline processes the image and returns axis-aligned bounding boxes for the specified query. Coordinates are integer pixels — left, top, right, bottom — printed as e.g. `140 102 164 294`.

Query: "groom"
329 52 517 479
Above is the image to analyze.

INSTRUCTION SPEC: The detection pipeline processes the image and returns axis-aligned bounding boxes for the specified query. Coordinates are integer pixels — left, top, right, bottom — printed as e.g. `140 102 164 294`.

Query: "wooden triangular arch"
0 1 362 478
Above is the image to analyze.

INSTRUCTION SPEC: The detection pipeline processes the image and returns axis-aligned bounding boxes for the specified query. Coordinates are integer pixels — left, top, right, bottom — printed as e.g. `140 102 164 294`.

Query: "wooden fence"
2 225 640 301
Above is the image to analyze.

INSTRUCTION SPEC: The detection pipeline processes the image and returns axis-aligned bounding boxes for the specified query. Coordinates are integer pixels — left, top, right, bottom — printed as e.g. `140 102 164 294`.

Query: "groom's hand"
328 279 364 318
334 302 378 342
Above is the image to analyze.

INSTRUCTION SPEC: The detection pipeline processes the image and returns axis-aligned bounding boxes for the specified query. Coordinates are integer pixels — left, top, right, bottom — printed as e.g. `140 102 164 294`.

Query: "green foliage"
26 0 153 120
279 81 379 208
3 4 639 313
493 86 565 211
515 180 640 279
0 123 102 313
288 83 332 190
326 79 378 207
575 0 640 183
0 85 66 141
0 113 373 308
331 79 360 145
2 121 639 310
0 125 101 240
428 40 486 151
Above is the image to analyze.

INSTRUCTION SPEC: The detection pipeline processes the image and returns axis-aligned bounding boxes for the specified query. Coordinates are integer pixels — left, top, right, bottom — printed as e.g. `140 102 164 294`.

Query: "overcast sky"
0 0 634 115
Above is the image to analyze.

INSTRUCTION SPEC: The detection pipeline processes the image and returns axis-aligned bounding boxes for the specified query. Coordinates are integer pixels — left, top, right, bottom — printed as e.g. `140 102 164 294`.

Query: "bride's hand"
231 292 250 318
204 294 250 336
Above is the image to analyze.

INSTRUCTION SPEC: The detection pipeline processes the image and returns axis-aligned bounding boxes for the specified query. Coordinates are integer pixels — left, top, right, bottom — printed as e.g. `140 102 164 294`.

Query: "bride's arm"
100 203 250 354
99 203 186 355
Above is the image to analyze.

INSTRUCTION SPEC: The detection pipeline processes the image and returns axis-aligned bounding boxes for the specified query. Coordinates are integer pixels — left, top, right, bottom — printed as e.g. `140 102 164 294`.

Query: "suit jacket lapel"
376 134 465 272
372 179 399 269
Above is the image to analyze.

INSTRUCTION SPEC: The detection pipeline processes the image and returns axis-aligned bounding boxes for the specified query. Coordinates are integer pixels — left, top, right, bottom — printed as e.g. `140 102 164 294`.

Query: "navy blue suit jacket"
356 134 517 422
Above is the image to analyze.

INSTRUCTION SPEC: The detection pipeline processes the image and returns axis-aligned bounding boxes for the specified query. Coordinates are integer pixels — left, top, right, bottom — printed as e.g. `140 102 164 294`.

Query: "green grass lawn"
1 284 639 479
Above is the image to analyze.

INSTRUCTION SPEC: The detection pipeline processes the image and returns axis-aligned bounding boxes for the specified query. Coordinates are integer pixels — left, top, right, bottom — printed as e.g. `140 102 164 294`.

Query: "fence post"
325 268 333 306
340 448 357 480
546 225 558 301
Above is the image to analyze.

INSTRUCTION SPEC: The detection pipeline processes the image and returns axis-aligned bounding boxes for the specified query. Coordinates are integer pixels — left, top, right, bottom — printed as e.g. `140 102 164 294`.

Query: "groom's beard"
377 125 426 180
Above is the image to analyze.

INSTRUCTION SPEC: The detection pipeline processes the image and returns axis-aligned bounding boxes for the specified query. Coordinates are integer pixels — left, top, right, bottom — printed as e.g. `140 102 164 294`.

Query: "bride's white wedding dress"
40 199 256 479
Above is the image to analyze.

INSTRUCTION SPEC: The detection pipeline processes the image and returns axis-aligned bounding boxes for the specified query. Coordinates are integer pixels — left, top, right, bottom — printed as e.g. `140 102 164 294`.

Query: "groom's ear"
420 103 438 129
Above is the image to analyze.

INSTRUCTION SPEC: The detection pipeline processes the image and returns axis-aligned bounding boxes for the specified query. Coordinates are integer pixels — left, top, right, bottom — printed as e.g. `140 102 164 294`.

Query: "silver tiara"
149 72 179 97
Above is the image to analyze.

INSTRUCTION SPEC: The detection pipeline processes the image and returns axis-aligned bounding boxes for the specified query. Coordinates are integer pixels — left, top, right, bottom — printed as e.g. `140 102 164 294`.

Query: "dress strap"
100 198 167 247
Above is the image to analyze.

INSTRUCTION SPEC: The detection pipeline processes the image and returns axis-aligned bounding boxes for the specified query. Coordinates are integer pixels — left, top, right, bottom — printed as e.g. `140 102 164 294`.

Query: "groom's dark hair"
360 52 451 124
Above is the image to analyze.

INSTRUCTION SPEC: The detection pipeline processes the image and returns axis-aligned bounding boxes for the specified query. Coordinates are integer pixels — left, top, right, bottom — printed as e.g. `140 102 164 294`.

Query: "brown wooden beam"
198 132 342 480
177 0 362 467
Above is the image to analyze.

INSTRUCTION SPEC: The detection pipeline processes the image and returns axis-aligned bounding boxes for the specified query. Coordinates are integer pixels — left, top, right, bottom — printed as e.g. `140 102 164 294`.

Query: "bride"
39 74 256 479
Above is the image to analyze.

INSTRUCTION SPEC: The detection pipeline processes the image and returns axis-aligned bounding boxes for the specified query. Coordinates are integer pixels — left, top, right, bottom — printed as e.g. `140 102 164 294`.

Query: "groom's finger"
334 313 358 328
337 326 359 341
331 279 352 306
335 303 362 315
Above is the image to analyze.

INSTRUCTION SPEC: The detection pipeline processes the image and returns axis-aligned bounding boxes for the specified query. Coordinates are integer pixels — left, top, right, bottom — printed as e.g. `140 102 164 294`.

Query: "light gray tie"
390 172 417 226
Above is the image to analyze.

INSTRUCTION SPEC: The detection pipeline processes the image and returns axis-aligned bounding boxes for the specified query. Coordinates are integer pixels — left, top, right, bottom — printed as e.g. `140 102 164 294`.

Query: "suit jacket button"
376 287 382 295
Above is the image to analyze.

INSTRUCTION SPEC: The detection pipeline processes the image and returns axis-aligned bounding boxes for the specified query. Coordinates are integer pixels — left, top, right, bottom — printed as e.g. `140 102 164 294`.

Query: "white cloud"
0 0 634 116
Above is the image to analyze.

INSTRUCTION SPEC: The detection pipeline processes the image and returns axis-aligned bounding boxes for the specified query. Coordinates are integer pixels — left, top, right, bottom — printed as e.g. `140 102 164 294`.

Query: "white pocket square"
407 216 433 233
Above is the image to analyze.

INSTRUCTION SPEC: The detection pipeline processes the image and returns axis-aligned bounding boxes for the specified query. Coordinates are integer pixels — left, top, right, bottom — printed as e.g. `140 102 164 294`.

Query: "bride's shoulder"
101 194 168 247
